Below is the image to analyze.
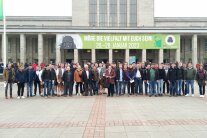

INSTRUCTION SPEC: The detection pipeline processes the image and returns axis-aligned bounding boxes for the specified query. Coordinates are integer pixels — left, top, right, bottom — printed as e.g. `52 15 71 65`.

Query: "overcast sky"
4 0 207 17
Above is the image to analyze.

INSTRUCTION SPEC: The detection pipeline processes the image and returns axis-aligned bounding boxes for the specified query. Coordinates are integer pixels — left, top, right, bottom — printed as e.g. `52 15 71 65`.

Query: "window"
16 38 20 53
109 0 117 27
89 0 97 26
119 0 127 27
8 38 12 53
130 0 137 27
99 0 107 27
32 38 38 53
204 39 207 51
189 39 192 51
48 38 55 53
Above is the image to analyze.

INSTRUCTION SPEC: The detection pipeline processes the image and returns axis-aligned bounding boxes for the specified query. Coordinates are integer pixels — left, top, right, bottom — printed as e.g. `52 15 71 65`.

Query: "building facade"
0 0 207 67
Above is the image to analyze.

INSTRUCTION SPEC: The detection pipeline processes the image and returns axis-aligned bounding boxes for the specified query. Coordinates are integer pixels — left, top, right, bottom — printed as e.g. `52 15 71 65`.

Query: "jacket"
3 68 15 82
176 67 184 80
146 68 159 81
158 69 165 80
15 70 26 83
26 69 35 82
168 67 177 81
74 68 83 82
50 68 57 80
105 69 116 84
116 68 124 81
41 69 51 81
91 69 99 81
62 70 74 82
185 67 196 80
82 70 92 83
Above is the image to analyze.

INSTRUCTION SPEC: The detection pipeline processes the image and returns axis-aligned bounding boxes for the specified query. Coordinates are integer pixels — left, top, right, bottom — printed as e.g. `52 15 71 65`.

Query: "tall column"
175 47 181 63
74 49 79 63
38 34 43 65
2 34 7 65
158 49 163 64
20 34 26 64
192 34 198 68
109 49 113 63
56 34 61 64
125 49 129 63
142 49 146 62
91 49 96 63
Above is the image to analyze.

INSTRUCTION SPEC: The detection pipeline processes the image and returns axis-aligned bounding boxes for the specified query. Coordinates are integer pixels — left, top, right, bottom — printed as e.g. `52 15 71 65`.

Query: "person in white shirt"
34 66 42 96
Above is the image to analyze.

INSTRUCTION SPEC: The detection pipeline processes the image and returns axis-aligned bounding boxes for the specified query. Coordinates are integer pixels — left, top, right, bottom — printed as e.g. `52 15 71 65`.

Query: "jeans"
116 80 123 95
144 81 149 95
91 80 99 95
186 80 194 95
123 81 130 94
135 78 143 94
49 80 55 96
170 81 177 96
44 80 50 97
27 81 33 97
198 81 205 95
149 81 157 96
5 82 13 97
177 80 183 95
157 79 163 95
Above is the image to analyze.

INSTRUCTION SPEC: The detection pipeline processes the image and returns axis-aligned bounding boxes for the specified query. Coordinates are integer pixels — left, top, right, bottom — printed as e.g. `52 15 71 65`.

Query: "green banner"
57 34 180 49
0 0 3 20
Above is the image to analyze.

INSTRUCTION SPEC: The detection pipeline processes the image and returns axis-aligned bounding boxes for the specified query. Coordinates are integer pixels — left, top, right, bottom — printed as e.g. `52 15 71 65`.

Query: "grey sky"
4 0 207 17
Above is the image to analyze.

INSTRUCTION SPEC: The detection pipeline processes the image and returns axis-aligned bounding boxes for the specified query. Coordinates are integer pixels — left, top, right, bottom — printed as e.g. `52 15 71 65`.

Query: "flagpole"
2 0 6 67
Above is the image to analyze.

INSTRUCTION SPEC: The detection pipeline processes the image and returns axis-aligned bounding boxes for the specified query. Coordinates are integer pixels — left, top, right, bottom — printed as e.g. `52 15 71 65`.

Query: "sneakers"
21 96 25 99
185 94 189 96
192 94 194 97
17 96 20 99
200 95 205 98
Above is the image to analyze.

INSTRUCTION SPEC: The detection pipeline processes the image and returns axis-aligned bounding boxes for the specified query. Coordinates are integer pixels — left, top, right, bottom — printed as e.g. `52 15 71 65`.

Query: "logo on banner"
165 35 175 46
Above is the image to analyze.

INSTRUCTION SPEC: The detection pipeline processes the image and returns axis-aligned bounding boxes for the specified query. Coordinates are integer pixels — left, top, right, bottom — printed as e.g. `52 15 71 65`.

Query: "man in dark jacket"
49 64 57 96
134 63 143 95
176 62 184 96
41 66 51 98
116 63 124 96
168 63 177 97
62 66 74 96
34 66 41 96
82 64 92 96
26 65 35 97
16 66 26 99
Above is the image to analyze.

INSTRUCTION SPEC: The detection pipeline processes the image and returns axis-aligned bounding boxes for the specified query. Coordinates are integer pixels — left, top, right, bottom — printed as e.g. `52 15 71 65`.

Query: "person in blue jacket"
16 65 26 99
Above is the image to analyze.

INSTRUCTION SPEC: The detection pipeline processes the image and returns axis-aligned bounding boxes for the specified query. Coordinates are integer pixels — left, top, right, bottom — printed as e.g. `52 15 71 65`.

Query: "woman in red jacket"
105 65 116 97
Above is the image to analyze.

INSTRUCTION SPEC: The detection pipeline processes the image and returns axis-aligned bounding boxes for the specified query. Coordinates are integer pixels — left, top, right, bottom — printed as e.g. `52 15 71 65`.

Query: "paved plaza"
0 83 207 138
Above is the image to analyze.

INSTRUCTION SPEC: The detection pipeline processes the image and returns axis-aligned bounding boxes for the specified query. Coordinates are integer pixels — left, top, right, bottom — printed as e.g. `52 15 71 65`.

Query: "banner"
57 34 180 49
0 0 3 20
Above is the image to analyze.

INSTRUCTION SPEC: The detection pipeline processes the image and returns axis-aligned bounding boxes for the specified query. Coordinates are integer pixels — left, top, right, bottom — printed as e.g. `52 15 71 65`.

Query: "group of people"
2 61 207 99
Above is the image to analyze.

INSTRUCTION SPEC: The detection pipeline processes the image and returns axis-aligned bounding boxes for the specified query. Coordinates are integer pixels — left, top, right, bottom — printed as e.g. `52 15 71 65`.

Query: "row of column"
2 33 44 65
1 34 198 67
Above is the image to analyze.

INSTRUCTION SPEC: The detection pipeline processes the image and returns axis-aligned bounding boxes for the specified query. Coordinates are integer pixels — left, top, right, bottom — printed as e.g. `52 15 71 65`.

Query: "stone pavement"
0 84 207 138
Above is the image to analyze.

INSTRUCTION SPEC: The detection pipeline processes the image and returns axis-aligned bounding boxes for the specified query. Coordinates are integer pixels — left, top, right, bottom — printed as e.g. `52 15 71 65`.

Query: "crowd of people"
2 61 207 99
